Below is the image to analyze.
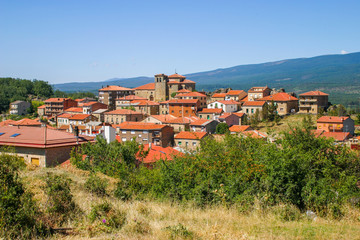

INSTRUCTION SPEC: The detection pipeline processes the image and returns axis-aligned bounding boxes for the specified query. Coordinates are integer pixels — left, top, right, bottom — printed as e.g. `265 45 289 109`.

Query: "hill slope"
54 52 360 106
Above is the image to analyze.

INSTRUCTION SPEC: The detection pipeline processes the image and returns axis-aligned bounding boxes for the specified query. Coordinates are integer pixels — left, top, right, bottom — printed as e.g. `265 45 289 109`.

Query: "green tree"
215 122 229 134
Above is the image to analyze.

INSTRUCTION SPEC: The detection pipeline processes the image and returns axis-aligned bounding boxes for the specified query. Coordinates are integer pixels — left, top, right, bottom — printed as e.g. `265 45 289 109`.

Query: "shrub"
84 173 108 197
88 202 126 229
0 153 49 239
43 173 80 226
164 224 194 240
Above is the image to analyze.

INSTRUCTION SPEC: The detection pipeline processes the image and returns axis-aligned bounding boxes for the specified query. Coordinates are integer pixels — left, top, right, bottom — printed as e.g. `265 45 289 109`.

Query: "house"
37 105 46 117
98 85 134 110
175 92 207 109
168 99 200 117
64 107 83 114
257 92 299 115
116 95 148 108
9 101 31 115
82 102 108 114
241 101 266 116
211 93 227 102
159 101 169 115
225 90 247 101
134 73 196 102
104 109 144 125
190 119 218 133
68 114 98 126
207 100 239 113
75 97 97 107
218 112 245 126
136 144 183 168
316 116 355 135
10 118 42 127
197 108 223 121
57 113 73 127
115 122 174 147
0 126 93 167
131 100 160 116
174 131 208 151
298 91 329 114
247 86 271 101
44 98 78 116
241 130 268 139
229 125 252 134
143 114 198 133
92 109 108 123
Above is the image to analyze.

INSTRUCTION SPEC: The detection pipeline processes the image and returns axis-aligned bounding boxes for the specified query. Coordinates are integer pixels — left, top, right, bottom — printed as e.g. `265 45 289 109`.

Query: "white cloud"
341 50 348 54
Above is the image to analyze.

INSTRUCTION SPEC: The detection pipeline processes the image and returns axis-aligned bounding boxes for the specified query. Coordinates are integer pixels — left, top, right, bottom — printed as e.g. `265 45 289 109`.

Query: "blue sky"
1 0 360 84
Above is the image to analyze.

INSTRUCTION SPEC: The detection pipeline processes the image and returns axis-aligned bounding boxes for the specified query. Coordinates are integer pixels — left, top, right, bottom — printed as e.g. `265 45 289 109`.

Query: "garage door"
31 158 40 166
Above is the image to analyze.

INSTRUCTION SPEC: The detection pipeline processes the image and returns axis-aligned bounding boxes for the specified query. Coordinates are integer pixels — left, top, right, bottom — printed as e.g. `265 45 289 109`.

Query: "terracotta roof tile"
99 85 133 91
116 95 148 100
258 92 298 101
176 89 191 93
65 107 83 113
299 90 329 96
317 116 349 123
229 125 251 132
44 98 69 103
176 92 206 97
57 113 73 119
105 109 143 115
12 118 41 126
242 101 266 106
175 131 208 140
168 99 199 104
115 121 168 130
168 73 186 79
68 114 91 121
0 119 17 126
130 100 160 106
136 144 183 163
134 82 156 90
198 108 223 114
314 130 351 141
226 90 246 95
190 119 212 126
37 105 45 109
212 93 227 98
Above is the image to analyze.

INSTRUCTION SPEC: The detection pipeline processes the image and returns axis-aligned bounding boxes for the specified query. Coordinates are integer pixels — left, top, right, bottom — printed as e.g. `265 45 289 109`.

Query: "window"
200 115 202 119
185 110 188 113
10 133 20 138
131 131 135 134
143 138 148 141
251 109 254 113
138 134 142 137
122 138 127 142
207 115 210 120
192 142 197 146
178 141 182 145
185 142 188 146
122 131 127 134
246 109 249 113
143 130 149 134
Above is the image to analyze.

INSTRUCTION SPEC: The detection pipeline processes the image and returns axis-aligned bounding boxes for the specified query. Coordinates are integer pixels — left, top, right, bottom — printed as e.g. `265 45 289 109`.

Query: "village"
0 73 357 168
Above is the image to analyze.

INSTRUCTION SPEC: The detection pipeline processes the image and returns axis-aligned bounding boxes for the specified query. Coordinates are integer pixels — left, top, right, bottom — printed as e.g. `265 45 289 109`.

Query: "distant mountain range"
54 52 360 107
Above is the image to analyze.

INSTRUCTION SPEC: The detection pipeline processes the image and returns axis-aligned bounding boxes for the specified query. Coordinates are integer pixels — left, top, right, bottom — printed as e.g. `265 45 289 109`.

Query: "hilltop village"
0 73 358 167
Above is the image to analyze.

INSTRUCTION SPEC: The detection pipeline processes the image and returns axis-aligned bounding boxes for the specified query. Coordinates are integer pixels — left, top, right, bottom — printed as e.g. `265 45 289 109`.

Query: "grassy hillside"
22 165 360 240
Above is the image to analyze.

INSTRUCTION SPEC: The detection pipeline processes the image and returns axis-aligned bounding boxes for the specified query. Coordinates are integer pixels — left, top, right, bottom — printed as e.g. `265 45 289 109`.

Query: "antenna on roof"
175 68 177 74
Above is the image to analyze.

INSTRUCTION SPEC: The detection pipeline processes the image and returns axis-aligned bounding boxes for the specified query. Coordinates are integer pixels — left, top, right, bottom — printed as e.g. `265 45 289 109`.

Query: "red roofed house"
317 116 354 135
247 86 271 101
68 114 98 126
225 90 247 101
136 144 183 168
168 99 200 117
175 91 207 109
190 119 218 133
258 92 299 115
134 73 196 102
313 130 351 142
211 93 227 102
10 118 42 127
64 107 83 114
219 112 245 126
98 85 135 110
143 114 198 133
115 122 174 147
44 98 78 116
299 90 329 114
174 131 208 151
57 113 74 127
130 100 160 116
241 101 266 116
116 95 148 107
37 105 46 117
104 109 145 125
229 125 252 134
207 100 239 113
197 108 224 121
0 126 93 167
82 102 108 114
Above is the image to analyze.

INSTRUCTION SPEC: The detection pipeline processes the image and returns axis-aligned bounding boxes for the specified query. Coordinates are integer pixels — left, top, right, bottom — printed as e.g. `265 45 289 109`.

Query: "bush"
43 173 80 226
84 173 108 197
164 224 194 240
0 153 49 239
88 202 126 229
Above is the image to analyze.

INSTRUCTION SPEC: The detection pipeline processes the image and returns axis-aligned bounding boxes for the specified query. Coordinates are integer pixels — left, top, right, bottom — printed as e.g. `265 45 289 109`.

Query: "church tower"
154 74 168 102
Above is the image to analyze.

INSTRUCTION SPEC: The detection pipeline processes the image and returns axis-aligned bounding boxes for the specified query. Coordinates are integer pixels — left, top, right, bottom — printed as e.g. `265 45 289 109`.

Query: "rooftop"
226 90 246 95
212 93 227 98
115 121 168 130
65 107 83 113
299 90 329 96
175 131 208 140
136 144 183 163
198 108 223 114
176 92 206 97
105 109 143 115
69 114 91 121
99 85 133 91
168 73 186 79
317 116 350 123
314 130 351 141
190 119 212 126
134 82 156 90
229 125 252 132
44 98 70 103
242 101 266 107
168 99 199 104
258 92 298 101
11 118 42 126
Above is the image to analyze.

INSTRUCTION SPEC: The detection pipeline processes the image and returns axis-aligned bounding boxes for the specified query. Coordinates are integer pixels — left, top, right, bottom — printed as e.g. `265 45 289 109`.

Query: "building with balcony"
168 99 200 117
115 122 174 147
225 90 247 101
174 131 208 151
207 100 240 113
247 86 271 101
257 92 299 115
98 85 134 110
44 98 78 117
175 92 207 109
298 91 329 114
316 116 354 135
104 109 144 125
9 100 31 115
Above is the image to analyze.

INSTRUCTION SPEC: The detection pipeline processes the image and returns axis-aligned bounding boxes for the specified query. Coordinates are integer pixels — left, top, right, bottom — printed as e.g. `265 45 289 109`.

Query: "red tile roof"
0 119 17 126
136 144 183 163
233 112 245 118
229 125 251 132
168 73 186 79
168 99 199 104
226 90 246 95
131 100 160 106
248 86 270 93
116 95 148 100
175 131 208 140
99 85 133 91
0 126 93 148
240 96 249 102
212 93 227 98
213 100 240 105
44 98 69 103
176 92 206 97
166 117 197 124
242 101 266 106
37 105 45 109
176 89 191 93
258 92 298 101
134 83 156 90
82 101 103 106
116 121 168 130
149 114 177 123
198 108 223 114
105 109 143 115
65 107 83 113
317 116 349 123
68 114 91 121
314 130 351 141
299 90 329 96
57 113 73 119
12 118 41 126
242 130 268 139
190 119 212 126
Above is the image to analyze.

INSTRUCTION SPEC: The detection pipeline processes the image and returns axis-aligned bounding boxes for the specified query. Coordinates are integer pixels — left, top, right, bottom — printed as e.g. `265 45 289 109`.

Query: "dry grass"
21 164 360 240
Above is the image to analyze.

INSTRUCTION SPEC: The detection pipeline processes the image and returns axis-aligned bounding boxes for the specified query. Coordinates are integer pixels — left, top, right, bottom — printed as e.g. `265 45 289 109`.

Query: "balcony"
299 99 317 103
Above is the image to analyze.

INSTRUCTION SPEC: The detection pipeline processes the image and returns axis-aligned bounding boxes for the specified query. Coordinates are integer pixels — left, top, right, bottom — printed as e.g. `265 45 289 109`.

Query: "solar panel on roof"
159 151 166 154
10 133 20 138
0 133 4 136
